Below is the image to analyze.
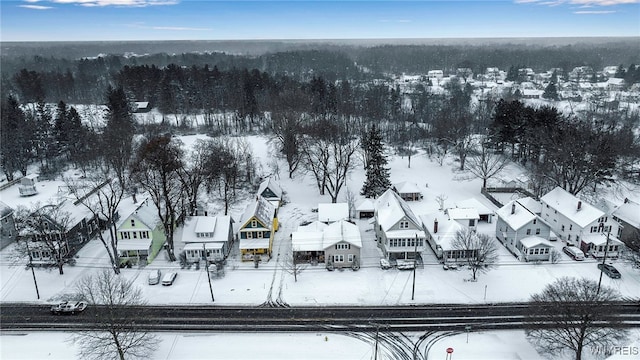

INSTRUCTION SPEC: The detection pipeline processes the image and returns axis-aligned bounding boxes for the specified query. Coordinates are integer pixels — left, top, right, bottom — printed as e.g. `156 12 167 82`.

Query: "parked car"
161 271 178 286
397 261 416 270
148 269 162 285
597 263 621 279
50 301 88 315
380 258 391 270
563 246 585 261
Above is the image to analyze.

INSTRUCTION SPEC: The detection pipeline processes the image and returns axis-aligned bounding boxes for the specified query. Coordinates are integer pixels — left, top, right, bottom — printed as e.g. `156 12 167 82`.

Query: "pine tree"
542 82 559 101
103 86 135 187
361 125 391 198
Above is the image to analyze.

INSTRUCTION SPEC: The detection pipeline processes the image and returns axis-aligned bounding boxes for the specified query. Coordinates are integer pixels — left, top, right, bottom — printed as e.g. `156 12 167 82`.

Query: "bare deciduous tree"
70 269 159 360
526 277 628 360
451 228 498 281
465 139 509 189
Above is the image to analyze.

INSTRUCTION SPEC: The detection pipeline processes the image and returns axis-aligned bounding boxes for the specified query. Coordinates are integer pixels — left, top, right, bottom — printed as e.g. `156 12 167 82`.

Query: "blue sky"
1 0 638 41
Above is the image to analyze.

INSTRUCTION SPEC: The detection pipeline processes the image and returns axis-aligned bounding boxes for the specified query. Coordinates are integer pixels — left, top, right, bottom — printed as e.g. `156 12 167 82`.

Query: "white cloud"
19 4 53 9
50 0 178 7
574 9 618 12
515 0 638 5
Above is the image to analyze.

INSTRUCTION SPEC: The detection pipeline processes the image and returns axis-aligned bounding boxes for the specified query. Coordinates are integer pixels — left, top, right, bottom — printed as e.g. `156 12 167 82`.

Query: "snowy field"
2 134 639 359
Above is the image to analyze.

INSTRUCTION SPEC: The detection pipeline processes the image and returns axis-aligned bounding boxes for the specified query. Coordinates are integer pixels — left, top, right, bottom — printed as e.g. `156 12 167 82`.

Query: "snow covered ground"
2 134 639 359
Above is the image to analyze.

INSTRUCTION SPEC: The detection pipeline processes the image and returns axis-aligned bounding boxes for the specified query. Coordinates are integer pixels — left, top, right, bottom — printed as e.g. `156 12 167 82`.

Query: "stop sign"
446 347 454 354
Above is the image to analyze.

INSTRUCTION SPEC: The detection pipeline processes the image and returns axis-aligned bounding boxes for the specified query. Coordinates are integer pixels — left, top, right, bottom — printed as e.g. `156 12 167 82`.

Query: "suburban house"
612 198 640 250
393 182 423 201
540 187 622 258
516 197 543 215
238 196 278 261
355 198 375 219
133 101 151 113
446 207 480 231
117 199 166 266
292 220 362 269
0 201 16 250
374 189 426 262
318 203 349 223
420 211 465 263
495 200 553 261
257 177 284 208
455 198 494 223
19 174 39 197
180 215 234 264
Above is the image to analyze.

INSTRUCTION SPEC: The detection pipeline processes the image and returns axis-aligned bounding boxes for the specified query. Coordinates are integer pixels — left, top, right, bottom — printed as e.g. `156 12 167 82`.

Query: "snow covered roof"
297 221 328 233
318 203 349 223
393 181 421 194
375 189 421 231
240 197 275 230
516 197 542 214
519 236 553 248
181 215 232 244
323 220 362 249
0 201 13 219
420 212 464 251
183 242 223 251
540 187 604 228
581 233 623 246
496 200 537 230
447 208 480 221
257 177 283 200
291 231 324 252
239 238 270 250
355 199 375 212
454 198 494 216
128 199 160 230
117 238 152 251
613 199 640 228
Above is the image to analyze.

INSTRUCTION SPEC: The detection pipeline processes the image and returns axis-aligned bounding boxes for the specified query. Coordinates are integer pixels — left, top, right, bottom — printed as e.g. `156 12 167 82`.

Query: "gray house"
0 202 16 250
496 199 552 261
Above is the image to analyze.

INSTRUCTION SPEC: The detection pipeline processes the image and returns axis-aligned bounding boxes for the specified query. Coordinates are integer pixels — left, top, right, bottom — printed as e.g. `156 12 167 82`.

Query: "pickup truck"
50 301 88 315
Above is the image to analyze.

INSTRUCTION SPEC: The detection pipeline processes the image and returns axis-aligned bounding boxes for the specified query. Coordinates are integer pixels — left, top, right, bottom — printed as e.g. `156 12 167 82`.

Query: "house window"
255 231 263 238
334 254 344 262
526 229 531 235
141 231 149 239
251 220 257 228
247 232 253 239
336 243 350 250
131 219 135 227
569 225 573 231
533 219 537 224
598 216 608 223
133 232 137 239
348 254 354 262
544 248 549 254
590 226 597 233
535 228 541 235
469 219 476 227
122 232 130 239
561 225 565 232
399 221 409 229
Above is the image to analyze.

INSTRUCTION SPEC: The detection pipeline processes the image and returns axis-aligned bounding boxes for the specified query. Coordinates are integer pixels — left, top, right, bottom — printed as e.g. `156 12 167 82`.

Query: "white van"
563 246 585 261
161 271 177 286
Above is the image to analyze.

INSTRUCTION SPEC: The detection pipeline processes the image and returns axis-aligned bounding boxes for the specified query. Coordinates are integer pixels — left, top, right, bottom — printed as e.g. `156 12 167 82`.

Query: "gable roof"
540 187 604 228
355 199 375 212
322 220 362 249
126 199 160 230
519 236 553 248
393 181 421 194
613 199 640 228
496 200 538 231
182 215 232 243
516 197 543 214
257 177 283 199
420 212 464 251
240 196 275 230
318 203 349 223
447 207 480 221
375 189 421 231
454 198 494 216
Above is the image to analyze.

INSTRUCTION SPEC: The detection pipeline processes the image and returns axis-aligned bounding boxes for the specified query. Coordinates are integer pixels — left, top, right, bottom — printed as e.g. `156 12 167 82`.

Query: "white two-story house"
540 187 622 258
495 200 553 262
374 189 425 262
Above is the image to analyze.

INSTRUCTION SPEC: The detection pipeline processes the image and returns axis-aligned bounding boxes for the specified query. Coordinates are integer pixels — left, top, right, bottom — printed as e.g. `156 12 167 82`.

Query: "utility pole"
203 243 214 302
25 240 40 299
411 234 418 301
596 228 612 295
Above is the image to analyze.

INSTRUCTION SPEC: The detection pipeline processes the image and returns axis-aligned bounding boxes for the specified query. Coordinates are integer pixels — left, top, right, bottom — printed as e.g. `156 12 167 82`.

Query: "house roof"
127 199 160 230
496 200 538 231
323 220 362 249
291 231 324 252
519 236 553 248
355 199 375 212
516 197 543 214
613 199 640 228
117 238 152 251
447 208 480 221
581 233 623 246
0 201 13 219
183 242 224 250
181 215 232 244
540 187 604 228
257 177 283 200
318 203 349 223
239 238 270 250
393 181 421 194
297 221 328 233
240 197 275 230
420 212 464 251
375 189 421 231
454 198 494 216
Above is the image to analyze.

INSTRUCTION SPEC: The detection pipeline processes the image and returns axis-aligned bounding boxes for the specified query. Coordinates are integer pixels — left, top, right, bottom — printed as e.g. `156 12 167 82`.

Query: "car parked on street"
148 269 162 285
161 271 177 286
50 301 88 315
563 246 585 261
597 263 621 279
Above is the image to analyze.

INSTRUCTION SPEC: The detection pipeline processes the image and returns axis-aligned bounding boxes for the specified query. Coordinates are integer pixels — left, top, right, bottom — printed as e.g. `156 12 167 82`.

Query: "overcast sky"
1 0 639 42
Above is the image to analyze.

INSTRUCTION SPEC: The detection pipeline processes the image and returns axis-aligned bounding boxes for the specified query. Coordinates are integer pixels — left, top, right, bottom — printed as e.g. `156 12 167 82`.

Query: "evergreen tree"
103 86 135 187
542 82 559 101
614 64 626 78
361 125 391 198
0 96 31 180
